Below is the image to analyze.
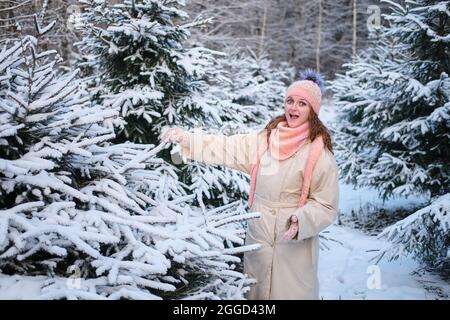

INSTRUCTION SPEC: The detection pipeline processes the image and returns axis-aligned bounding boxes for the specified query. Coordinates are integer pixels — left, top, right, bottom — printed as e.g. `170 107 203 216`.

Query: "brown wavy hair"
265 106 334 154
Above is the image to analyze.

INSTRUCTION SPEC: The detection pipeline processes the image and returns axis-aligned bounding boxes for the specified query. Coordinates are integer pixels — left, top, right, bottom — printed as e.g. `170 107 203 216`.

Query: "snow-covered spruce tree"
214 47 295 132
0 20 261 299
376 193 449 270
75 0 257 145
328 27 401 186
74 0 293 211
330 0 450 269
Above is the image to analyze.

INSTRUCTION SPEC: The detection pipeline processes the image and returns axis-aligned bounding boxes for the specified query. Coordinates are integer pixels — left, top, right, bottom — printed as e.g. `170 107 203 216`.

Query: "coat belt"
253 194 300 208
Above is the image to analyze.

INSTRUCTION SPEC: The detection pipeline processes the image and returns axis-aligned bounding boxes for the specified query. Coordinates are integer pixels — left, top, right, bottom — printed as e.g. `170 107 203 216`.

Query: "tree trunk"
352 0 357 63
316 0 322 72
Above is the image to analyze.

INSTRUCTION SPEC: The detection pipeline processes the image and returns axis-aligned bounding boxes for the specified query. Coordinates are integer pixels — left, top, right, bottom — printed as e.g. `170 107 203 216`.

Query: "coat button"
270 208 276 215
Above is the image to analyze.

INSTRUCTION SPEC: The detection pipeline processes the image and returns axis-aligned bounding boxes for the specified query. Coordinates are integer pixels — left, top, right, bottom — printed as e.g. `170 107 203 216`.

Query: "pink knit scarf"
270 120 310 160
248 120 324 208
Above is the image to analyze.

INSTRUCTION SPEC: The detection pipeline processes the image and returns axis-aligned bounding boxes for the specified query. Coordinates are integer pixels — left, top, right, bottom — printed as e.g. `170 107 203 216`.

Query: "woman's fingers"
161 128 174 141
283 222 299 241
162 127 183 142
283 230 293 241
173 132 186 143
178 131 189 148
162 127 189 150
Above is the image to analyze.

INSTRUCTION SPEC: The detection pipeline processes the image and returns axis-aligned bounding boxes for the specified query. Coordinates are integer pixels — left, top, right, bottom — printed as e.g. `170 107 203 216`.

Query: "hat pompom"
299 69 326 94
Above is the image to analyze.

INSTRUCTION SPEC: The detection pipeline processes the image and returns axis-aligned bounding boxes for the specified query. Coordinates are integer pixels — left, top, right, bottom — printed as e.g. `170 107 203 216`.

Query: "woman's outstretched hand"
161 127 189 148
283 215 299 241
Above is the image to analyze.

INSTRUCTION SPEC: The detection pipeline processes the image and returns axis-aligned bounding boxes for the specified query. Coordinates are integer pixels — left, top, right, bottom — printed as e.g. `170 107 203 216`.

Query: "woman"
162 70 339 300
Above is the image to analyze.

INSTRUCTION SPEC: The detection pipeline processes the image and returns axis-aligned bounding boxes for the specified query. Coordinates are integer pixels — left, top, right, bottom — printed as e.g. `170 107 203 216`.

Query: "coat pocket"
246 214 271 244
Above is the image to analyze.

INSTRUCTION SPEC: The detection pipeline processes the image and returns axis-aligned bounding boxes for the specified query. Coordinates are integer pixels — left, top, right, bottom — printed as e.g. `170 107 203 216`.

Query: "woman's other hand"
283 215 299 241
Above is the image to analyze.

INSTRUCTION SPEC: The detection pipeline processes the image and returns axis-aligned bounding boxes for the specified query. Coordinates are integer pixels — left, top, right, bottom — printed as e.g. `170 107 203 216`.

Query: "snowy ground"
317 181 449 300
319 223 449 300
0 275 45 299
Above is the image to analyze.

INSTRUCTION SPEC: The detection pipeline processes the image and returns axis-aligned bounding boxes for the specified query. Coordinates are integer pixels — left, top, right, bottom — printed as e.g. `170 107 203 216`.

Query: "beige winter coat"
179 128 339 300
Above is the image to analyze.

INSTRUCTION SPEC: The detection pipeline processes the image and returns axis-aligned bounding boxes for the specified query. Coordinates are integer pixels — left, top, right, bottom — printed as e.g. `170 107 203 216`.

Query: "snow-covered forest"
0 0 448 300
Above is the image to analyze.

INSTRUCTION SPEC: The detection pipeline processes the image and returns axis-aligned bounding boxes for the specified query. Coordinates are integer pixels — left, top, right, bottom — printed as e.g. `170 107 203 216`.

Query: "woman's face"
284 95 311 128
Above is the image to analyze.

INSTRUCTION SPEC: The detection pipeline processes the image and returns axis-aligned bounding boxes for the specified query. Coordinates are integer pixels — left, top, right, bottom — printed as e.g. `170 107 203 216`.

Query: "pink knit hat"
284 69 325 115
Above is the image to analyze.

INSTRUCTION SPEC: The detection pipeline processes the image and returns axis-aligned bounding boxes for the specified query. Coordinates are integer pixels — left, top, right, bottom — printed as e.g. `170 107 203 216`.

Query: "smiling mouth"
289 113 300 119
